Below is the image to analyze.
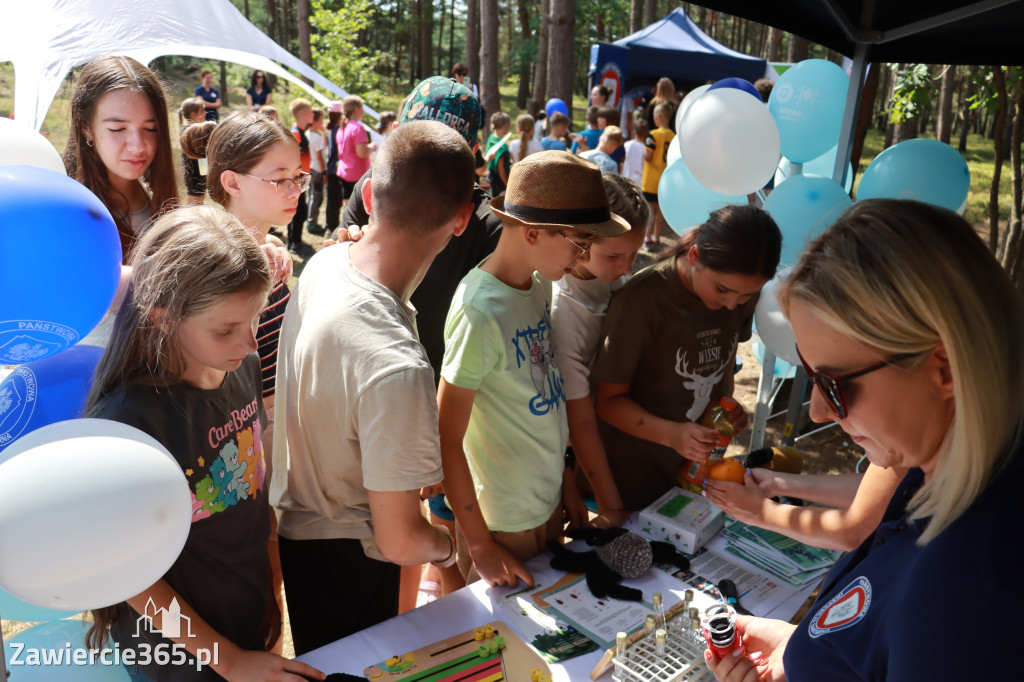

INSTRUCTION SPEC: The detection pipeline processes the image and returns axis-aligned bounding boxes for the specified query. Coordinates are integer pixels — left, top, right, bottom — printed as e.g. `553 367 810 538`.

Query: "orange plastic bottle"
679 396 738 492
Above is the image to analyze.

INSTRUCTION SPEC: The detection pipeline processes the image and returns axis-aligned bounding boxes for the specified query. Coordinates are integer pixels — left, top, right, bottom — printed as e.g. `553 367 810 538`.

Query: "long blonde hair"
85 206 272 410
516 114 535 161
779 199 1024 544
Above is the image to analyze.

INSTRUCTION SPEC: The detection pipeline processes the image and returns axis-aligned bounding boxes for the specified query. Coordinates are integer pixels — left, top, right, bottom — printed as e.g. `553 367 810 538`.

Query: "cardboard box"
637 487 726 555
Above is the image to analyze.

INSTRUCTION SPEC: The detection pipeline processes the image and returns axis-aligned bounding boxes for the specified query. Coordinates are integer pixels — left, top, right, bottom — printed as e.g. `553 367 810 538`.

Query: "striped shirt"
258 281 290 398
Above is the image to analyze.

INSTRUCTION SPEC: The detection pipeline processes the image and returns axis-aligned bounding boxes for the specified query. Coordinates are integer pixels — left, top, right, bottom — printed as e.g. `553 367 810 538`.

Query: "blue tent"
590 9 768 106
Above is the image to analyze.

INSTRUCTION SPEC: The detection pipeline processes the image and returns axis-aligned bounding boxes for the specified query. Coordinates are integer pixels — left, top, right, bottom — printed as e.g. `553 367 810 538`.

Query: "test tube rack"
611 627 714 682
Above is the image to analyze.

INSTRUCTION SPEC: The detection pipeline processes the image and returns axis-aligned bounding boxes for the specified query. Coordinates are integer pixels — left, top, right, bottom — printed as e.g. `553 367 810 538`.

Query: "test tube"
655 628 667 657
616 631 627 660
644 614 657 644
652 592 666 631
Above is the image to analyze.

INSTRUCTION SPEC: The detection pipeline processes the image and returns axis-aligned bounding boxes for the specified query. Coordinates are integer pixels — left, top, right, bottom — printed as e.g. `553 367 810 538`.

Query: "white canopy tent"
0 0 377 131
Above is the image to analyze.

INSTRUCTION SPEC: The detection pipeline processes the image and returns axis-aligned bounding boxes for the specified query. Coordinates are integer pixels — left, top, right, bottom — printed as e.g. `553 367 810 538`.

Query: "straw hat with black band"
489 151 631 238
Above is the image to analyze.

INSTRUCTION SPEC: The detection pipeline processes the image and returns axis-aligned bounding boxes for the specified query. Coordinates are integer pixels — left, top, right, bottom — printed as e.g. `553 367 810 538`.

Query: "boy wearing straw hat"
437 151 630 587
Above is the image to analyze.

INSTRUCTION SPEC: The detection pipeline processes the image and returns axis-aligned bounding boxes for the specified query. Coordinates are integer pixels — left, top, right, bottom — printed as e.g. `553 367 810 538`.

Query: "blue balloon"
768 59 849 163
0 165 121 365
0 344 104 456
856 138 970 212
775 145 854 193
545 98 569 119
658 158 747 231
764 174 852 267
0 586 78 622
3 620 129 680
708 77 762 101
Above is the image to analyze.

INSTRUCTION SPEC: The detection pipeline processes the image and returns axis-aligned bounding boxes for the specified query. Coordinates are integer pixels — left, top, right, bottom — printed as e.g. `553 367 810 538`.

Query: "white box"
637 487 726 555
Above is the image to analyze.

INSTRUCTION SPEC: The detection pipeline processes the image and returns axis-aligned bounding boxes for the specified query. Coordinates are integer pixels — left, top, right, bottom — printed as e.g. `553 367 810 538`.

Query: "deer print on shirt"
676 333 738 421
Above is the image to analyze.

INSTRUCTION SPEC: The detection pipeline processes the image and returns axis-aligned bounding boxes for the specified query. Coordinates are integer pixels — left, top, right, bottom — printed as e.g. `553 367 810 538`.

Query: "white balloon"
0 419 191 611
754 270 800 366
675 84 712 131
0 118 68 175
679 88 781 196
666 135 683 167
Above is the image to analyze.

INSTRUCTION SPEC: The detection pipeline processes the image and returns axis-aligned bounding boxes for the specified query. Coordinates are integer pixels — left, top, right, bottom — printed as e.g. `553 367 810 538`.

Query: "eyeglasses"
558 231 593 257
236 171 311 197
795 346 924 420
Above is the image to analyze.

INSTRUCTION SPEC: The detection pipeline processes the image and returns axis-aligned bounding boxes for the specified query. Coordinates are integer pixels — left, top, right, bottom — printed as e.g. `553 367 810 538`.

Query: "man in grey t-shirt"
271 121 476 653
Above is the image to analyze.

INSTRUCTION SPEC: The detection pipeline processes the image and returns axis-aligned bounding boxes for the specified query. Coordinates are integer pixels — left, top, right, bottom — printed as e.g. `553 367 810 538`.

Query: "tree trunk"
630 0 643 33
883 67 897 148
765 27 783 61
548 0 575 122
243 0 250 20
787 34 809 62
990 67 1008 253
516 0 531 110
449 0 455 74
531 0 551 117
420 0 433 81
936 65 956 144
219 61 229 106
643 0 656 27
437 0 445 75
959 65 978 152
466 0 480 86
999 77 1024 289
266 0 278 49
296 0 312 85
849 62 881 184
479 0 500 139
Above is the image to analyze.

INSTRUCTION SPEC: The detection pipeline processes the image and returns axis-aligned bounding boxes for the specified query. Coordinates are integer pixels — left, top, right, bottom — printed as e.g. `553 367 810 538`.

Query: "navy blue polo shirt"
784 432 1023 681
194 85 221 122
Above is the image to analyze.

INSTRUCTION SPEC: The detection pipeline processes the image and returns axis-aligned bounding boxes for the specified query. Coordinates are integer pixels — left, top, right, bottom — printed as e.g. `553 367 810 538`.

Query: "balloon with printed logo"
754 270 799 366
0 166 121 365
856 138 970 212
545 98 569 119
764 174 852 267
0 118 67 175
774 145 854 193
0 419 191 611
675 84 711 132
658 157 747 232
0 345 105 456
768 59 849 163
679 88 781 195
708 77 762 101
2 620 129 680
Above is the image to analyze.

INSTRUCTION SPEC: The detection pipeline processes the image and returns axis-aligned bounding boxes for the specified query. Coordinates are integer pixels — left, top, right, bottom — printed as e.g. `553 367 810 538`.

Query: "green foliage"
887 63 932 124
310 0 384 105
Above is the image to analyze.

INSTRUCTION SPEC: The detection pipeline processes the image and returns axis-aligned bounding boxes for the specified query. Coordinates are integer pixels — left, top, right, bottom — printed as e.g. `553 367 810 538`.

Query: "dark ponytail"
658 204 781 280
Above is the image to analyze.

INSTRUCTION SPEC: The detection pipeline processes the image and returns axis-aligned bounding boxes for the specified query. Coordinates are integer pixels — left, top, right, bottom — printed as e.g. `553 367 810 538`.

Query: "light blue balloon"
3 620 129 680
658 158 747 232
768 59 849 163
0 165 121 365
0 586 77 622
856 138 970 212
0 344 105 456
775 145 854 193
764 174 852 267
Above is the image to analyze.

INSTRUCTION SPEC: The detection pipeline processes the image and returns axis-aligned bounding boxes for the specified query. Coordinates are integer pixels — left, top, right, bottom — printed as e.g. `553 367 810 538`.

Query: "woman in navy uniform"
707 199 1024 682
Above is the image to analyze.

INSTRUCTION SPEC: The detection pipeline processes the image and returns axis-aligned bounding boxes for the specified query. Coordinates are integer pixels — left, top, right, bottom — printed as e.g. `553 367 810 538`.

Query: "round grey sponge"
595 532 654 579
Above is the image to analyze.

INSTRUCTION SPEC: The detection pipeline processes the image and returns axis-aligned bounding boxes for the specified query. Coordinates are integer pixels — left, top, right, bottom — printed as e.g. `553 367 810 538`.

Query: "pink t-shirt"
337 120 371 182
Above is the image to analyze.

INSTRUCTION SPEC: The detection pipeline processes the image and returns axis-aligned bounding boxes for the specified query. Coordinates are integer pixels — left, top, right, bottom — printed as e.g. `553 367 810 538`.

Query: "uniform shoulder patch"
808 576 872 638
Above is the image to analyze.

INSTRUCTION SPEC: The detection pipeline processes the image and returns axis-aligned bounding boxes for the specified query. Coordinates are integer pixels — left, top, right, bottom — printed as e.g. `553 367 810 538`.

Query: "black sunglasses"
795 346 924 419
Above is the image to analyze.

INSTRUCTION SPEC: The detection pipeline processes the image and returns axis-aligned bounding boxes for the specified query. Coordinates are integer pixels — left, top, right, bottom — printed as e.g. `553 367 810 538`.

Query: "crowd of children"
56 56 782 680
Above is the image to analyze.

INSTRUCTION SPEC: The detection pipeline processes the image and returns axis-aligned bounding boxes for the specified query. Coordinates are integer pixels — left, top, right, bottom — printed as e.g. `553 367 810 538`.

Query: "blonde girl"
64 55 178 262
551 175 649 527
85 206 324 682
509 113 543 162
